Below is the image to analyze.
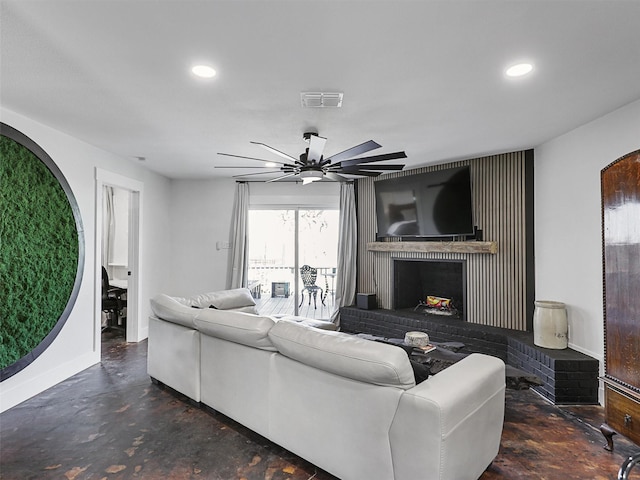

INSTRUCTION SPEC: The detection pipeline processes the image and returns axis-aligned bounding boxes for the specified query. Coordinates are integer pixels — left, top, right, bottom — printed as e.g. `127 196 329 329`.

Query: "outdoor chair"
299 265 325 309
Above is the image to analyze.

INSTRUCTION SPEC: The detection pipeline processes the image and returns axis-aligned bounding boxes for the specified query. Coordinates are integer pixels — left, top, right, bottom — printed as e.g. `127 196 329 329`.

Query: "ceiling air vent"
300 92 343 108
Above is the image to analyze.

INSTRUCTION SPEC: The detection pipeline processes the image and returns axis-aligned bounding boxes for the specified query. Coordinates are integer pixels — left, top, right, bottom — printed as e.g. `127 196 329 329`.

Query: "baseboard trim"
0 351 99 413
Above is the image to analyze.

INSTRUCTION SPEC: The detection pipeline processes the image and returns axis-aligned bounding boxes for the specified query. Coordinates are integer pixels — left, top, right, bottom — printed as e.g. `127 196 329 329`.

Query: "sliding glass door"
247 210 295 316
247 208 338 319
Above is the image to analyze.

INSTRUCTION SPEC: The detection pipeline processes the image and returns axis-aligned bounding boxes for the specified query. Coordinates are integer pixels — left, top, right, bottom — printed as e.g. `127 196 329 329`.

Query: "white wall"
0 108 172 412
534 98 640 400
168 179 237 296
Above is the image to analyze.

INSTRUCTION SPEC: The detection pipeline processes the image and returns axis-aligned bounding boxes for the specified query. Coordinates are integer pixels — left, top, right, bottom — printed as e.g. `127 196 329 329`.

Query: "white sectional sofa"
147 289 506 480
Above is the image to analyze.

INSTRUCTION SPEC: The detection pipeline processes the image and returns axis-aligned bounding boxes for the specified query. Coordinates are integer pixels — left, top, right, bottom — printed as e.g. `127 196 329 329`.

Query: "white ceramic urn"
533 300 568 349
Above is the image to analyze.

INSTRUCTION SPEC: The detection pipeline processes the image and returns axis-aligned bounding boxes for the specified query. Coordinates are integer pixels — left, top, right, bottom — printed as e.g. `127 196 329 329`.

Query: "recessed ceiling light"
191 65 217 78
264 162 277 168
505 63 534 77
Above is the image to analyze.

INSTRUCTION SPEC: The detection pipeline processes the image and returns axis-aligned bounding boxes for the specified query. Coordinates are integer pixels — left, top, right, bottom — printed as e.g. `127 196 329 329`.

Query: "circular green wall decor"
0 123 84 381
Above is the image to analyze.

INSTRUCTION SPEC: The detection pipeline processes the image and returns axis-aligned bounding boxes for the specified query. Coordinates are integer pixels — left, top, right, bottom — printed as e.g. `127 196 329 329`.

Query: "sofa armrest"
147 316 201 402
389 353 505 480
150 294 199 328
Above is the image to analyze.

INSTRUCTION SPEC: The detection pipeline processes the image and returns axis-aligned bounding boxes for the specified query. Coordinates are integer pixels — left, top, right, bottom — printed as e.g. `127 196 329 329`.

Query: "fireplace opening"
393 259 467 321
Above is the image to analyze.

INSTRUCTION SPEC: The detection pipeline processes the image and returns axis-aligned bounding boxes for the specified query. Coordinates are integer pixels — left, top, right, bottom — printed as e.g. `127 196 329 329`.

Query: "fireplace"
393 259 467 321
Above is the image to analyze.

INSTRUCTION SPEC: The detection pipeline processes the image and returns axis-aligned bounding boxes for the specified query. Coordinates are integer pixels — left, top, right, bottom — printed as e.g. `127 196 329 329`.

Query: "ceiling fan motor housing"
300 149 321 165
302 130 319 142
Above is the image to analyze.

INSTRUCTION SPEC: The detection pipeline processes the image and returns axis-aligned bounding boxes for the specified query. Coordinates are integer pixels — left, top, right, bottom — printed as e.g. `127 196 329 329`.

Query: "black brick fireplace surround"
340 306 599 405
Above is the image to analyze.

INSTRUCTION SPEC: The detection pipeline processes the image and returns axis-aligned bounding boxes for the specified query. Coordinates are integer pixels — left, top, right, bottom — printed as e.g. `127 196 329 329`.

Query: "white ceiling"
2 0 640 180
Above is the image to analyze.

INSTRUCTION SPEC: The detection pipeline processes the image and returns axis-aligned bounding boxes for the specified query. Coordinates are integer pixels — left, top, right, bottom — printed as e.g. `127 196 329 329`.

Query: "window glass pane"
298 210 338 269
247 210 294 314
298 209 339 317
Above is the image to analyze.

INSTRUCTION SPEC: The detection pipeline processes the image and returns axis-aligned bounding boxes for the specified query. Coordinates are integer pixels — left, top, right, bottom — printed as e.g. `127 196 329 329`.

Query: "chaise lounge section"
147 288 506 480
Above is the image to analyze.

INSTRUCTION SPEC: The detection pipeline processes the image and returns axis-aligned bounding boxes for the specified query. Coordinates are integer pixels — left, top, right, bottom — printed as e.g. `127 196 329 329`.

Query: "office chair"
101 266 127 333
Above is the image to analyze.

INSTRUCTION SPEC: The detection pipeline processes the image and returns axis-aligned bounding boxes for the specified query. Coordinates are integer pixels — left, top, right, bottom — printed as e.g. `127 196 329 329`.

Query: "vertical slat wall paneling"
356 151 529 331
356 178 378 301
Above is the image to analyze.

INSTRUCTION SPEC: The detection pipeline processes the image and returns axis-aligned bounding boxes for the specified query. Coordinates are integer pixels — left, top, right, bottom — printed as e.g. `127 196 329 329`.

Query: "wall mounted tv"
374 165 475 239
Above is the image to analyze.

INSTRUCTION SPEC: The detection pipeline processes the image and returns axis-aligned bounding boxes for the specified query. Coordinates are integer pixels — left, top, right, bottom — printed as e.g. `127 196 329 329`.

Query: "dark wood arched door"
600 149 640 450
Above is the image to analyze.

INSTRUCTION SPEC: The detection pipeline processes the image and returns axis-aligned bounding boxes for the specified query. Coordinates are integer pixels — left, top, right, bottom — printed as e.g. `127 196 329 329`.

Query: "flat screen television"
374 165 475 239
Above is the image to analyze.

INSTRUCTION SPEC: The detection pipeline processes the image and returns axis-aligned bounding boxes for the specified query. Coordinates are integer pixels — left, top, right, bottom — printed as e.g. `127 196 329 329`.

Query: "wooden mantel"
366 240 498 255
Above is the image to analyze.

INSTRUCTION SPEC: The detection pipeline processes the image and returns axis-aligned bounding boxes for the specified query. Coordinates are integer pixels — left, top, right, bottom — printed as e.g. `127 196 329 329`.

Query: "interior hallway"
1 332 638 480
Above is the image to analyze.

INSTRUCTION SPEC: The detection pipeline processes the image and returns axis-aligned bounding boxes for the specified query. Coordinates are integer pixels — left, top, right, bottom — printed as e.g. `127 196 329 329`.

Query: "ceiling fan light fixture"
300 170 323 185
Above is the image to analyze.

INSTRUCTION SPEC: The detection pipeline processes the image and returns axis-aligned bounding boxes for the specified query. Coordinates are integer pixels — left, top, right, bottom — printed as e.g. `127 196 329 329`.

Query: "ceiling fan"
216 132 407 184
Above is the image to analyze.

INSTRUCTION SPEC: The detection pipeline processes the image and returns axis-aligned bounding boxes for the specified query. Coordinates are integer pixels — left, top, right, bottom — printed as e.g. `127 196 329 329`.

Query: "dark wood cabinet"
600 149 640 450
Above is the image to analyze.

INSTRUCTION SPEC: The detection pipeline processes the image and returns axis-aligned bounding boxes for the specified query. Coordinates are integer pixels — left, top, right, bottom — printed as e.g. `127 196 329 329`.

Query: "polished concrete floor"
1 332 638 480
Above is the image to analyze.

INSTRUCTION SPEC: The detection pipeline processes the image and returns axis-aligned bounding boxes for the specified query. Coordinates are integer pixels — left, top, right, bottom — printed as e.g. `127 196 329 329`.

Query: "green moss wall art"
0 123 84 381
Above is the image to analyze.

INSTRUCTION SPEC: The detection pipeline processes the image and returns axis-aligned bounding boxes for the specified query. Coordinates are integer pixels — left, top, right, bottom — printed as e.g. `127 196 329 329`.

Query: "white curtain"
331 182 357 326
228 182 249 289
102 186 115 270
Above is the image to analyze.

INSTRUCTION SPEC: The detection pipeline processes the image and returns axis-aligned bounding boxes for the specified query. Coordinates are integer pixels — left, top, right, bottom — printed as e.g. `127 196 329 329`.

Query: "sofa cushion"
268 320 416 389
150 294 199 328
206 304 257 314
273 314 338 331
226 305 260 314
194 308 277 351
187 288 257 312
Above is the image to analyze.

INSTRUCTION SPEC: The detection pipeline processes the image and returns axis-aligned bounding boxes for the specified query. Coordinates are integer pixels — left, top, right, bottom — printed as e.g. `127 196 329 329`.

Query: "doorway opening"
101 185 130 337
95 169 143 352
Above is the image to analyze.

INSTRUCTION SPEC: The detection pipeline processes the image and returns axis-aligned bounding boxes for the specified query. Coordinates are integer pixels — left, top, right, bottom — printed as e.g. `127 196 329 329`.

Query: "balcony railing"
247 265 337 320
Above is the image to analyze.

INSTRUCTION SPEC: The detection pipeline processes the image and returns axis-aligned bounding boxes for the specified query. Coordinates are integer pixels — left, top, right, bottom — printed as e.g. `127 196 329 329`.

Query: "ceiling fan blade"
250 142 298 162
324 140 382 163
217 152 292 167
266 172 299 183
332 164 405 172
307 135 327 163
324 172 350 182
335 169 382 177
231 170 285 178
333 151 407 168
